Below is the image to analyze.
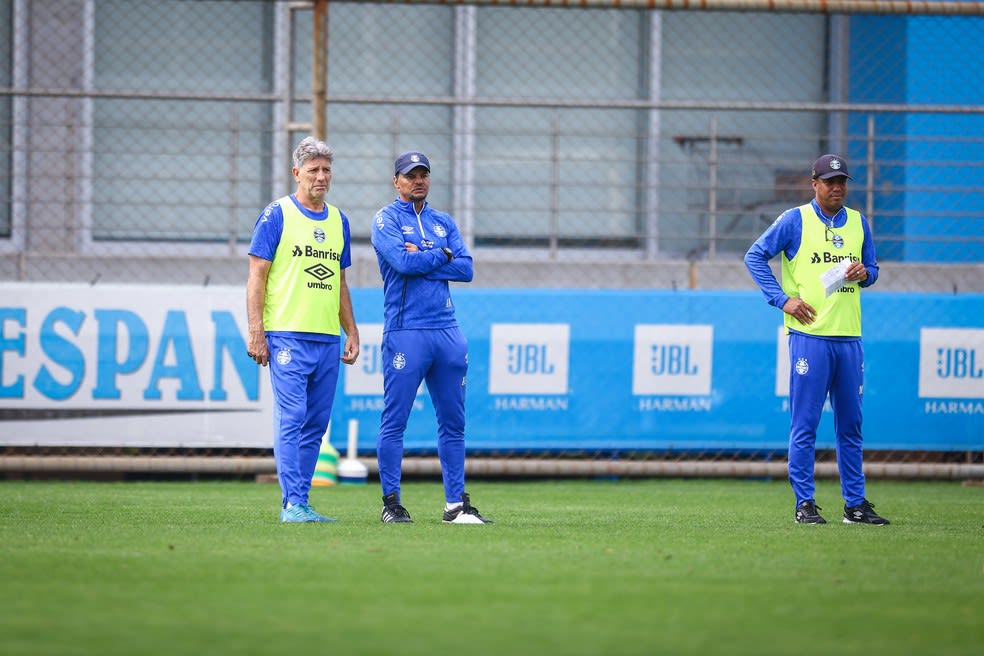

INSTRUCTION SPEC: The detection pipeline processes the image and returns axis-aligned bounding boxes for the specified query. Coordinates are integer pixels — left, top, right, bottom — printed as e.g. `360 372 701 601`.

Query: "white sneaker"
442 492 493 524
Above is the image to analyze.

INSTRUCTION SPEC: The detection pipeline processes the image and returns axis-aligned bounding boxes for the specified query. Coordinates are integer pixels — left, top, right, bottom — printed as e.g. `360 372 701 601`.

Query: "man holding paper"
744 154 889 526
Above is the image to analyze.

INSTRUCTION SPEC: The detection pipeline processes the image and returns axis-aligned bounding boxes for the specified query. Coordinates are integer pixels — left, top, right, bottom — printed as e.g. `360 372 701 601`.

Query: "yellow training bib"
263 196 344 335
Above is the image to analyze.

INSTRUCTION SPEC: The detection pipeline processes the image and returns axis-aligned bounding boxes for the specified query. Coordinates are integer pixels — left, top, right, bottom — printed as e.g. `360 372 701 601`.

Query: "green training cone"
312 438 339 487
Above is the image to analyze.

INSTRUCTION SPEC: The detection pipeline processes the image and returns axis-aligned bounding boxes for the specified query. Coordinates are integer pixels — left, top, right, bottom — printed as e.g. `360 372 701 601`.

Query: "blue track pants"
377 327 468 504
787 332 866 508
267 335 340 508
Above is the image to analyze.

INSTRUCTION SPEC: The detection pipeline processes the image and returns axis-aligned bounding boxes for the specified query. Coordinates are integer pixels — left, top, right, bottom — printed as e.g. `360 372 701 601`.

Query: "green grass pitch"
1 478 981 655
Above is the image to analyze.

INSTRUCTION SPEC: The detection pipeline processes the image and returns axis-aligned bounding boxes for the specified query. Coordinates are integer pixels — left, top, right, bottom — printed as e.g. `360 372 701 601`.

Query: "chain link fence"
2 0 982 288
1 0 982 477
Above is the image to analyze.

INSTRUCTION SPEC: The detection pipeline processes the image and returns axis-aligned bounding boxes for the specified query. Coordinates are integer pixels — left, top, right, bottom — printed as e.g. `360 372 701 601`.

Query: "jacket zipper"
397 279 408 329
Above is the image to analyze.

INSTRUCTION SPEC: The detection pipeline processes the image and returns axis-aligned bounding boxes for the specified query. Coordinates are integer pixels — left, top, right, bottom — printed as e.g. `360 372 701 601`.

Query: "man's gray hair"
292 136 334 170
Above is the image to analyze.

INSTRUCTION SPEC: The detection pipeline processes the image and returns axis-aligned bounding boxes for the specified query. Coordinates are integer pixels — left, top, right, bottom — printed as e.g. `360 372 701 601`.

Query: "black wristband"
441 247 453 261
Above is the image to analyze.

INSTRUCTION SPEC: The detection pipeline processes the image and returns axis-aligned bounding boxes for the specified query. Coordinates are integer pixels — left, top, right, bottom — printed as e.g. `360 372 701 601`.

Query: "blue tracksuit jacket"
371 198 473 331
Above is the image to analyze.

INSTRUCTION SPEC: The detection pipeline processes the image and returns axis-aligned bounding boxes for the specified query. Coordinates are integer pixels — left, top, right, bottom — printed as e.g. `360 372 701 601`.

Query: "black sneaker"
380 492 412 523
843 499 890 525
442 492 493 524
795 500 826 524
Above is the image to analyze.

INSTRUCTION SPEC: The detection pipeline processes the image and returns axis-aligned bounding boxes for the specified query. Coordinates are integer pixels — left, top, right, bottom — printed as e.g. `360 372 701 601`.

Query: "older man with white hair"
247 136 361 523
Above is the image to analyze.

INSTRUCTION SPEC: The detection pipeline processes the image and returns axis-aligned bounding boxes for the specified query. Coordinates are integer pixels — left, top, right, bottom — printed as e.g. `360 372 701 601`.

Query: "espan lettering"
0 306 258 402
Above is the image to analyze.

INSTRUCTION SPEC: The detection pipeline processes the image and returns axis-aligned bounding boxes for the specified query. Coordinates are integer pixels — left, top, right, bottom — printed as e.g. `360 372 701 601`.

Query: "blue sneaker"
281 504 311 523
301 503 337 523
280 503 336 523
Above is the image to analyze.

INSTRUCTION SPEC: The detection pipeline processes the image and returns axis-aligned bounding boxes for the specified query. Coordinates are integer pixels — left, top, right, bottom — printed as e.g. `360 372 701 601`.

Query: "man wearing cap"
370 151 492 525
744 154 889 526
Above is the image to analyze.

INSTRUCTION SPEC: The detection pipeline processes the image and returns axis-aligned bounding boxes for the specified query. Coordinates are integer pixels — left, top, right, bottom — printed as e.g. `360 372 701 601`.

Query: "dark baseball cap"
812 154 852 180
394 151 430 175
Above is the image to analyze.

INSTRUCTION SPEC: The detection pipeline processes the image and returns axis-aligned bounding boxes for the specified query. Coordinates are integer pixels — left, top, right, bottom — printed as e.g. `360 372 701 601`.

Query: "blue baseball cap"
812 154 852 180
394 151 430 175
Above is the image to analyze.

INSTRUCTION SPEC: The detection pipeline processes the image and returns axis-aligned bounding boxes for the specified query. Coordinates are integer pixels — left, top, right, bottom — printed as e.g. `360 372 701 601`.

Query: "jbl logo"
633 325 713 396
649 344 699 376
936 348 982 379
507 344 556 375
345 324 384 395
490 324 569 395
919 328 984 399
360 344 382 375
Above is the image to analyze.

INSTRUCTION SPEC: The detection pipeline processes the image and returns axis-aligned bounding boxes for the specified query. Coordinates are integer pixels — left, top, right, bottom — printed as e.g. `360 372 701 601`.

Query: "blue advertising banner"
336 289 983 453
1 284 981 451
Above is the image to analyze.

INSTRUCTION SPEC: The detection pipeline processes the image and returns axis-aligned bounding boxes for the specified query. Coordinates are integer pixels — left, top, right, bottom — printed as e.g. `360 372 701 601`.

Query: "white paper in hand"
820 260 850 297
